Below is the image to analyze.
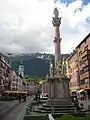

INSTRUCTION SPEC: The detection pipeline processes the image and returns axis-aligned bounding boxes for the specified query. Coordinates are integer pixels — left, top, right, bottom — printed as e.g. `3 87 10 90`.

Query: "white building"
11 70 17 91
18 61 24 78
11 70 23 91
17 75 23 91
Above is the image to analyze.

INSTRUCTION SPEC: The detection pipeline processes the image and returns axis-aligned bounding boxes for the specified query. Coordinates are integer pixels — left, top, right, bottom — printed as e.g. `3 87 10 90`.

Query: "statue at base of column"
49 59 54 77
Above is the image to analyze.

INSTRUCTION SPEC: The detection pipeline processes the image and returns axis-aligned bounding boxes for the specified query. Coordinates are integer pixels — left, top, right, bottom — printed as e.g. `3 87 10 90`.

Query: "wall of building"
26 82 40 94
0 53 24 93
68 33 90 91
68 51 80 90
0 53 12 92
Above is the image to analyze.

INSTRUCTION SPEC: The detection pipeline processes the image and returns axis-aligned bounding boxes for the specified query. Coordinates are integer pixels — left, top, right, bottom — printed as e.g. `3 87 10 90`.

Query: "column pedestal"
47 76 72 106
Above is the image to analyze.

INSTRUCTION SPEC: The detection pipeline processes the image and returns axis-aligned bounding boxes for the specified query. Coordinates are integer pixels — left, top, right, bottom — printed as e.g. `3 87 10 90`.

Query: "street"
0 96 34 120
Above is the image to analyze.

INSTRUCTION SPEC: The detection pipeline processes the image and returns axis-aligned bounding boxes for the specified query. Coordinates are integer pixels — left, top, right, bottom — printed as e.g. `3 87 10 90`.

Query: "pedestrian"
38 92 40 102
23 94 26 102
18 94 21 103
35 93 38 102
80 103 84 110
74 98 80 112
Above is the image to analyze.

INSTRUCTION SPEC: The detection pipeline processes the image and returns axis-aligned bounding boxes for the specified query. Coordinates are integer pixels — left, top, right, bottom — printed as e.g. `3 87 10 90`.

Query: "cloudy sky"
0 0 90 54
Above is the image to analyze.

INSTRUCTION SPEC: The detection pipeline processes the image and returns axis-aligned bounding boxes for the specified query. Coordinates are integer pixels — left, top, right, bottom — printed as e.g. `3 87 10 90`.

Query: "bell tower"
18 60 24 78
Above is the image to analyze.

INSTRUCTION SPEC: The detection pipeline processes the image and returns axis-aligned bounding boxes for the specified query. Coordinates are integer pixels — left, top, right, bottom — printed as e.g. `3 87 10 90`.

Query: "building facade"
26 82 40 94
0 53 12 92
18 61 24 78
10 71 23 91
67 33 90 91
0 53 24 93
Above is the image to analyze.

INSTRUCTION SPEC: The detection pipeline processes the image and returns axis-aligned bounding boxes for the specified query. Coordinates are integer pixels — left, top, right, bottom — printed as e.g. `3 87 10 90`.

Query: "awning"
21 91 27 94
4 91 27 94
77 89 84 93
70 90 77 92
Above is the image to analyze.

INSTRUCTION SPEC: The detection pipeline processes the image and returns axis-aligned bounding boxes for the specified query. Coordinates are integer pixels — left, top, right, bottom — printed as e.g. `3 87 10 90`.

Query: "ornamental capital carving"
52 17 61 27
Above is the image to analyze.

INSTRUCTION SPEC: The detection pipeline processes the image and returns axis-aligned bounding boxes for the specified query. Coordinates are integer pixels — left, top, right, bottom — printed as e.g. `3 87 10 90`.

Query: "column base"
47 98 72 106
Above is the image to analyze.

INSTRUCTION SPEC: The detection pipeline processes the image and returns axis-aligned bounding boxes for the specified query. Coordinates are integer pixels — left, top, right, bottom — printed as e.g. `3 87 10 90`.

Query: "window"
76 81 80 86
88 66 90 70
85 78 89 84
83 66 88 72
87 55 90 60
84 45 88 51
82 55 87 61
79 51 82 56
74 71 79 76
12 88 15 91
79 61 84 66
12 83 16 86
81 78 90 85
81 79 85 85
80 69 84 75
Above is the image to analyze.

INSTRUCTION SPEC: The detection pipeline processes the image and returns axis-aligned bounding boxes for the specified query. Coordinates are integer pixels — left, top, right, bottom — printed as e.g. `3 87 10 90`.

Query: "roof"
67 33 90 61
76 33 90 48
26 81 39 86
67 50 77 61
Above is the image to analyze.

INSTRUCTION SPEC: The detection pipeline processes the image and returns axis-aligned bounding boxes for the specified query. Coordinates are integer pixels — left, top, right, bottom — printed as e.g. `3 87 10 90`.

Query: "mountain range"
7 53 70 77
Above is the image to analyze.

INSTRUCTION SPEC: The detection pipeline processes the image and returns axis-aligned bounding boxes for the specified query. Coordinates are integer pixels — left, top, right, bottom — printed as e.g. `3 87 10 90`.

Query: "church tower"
18 60 24 78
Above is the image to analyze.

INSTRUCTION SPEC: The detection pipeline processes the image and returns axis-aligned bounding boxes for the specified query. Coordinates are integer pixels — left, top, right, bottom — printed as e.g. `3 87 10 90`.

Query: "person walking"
23 94 26 102
18 95 21 103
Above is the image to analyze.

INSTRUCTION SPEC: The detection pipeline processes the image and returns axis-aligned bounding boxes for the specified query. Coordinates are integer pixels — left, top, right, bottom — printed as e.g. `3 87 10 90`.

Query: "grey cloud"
0 0 90 54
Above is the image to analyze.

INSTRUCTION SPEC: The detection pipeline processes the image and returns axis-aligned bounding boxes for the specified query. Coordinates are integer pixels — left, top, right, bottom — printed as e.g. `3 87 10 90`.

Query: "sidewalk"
1 96 35 120
0 96 35 120
0 100 19 111
0 100 19 117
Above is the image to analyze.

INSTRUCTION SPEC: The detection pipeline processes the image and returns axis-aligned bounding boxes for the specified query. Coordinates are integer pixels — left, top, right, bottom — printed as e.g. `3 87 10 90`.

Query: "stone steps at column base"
39 107 75 111
33 109 75 114
47 99 73 106
43 104 74 108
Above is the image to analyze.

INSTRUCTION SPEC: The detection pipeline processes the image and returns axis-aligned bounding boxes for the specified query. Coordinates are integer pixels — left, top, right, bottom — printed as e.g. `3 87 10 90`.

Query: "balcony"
80 71 90 79
80 84 90 90
81 50 90 58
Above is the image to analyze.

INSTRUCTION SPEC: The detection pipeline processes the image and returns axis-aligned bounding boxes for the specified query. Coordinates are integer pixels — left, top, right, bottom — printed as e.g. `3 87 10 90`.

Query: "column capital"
52 17 61 27
53 37 62 43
